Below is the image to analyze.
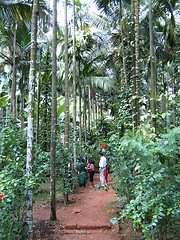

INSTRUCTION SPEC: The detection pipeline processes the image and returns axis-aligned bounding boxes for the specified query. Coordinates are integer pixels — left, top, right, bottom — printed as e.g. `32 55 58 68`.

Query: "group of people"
78 151 108 188
78 158 95 187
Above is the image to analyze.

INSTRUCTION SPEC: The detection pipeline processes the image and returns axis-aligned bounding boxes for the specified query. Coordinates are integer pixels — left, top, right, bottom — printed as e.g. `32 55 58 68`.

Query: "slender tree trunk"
100 95 103 120
11 22 17 117
36 46 42 144
83 79 87 143
119 1 127 86
166 74 170 127
6 106 9 126
78 76 82 144
78 59 82 157
92 91 95 127
0 109 2 128
73 0 77 170
64 0 69 151
162 63 166 129
97 94 99 122
149 0 156 132
64 0 69 204
26 0 38 239
21 72 25 129
134 0 140 127
131 0 136 130
88 84 91 132
50 0 57 221
44 47 50 151
83 99 85 129
171 76 176 126
95 92 97 127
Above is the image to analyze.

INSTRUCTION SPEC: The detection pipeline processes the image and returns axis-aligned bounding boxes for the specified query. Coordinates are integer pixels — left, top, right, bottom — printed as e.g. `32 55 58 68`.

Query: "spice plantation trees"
0 0 179 239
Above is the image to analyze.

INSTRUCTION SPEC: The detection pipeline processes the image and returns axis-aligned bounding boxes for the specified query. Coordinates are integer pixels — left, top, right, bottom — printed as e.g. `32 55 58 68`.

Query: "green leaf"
0 95 10 108
161 113 166 119
57 104 65 117
57 96 65 104
57 98 73 117
145 233 151 240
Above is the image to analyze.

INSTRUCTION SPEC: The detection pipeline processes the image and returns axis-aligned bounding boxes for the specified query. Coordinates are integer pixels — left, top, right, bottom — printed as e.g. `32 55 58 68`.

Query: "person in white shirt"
99 152 107 187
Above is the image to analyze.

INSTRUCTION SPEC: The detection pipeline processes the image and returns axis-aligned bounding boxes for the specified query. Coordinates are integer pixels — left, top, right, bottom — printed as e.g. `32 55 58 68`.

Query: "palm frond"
0 94 10 107
0 0 31 22
89 76 116 92
0 52 12 65
93 0 131 14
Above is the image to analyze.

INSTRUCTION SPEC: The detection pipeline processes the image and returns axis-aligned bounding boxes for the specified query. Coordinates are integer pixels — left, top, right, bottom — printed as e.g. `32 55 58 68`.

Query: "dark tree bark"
134 0 140 127
149 0 156 132
64 0 69 205
50 0 57 221
73 0 77 170
11 22 17 117
36 46 42 144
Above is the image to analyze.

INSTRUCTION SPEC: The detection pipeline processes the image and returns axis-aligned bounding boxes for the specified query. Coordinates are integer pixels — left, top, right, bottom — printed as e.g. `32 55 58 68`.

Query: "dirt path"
33 173 120 240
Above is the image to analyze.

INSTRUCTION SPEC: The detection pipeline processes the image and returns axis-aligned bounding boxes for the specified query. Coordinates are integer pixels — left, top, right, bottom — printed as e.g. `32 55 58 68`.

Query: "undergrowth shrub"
110 127 180 239
0 125 51 239
0 126 27 239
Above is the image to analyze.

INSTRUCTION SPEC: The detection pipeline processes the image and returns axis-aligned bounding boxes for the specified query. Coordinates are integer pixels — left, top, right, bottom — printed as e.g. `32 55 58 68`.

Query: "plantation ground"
33 174 141 239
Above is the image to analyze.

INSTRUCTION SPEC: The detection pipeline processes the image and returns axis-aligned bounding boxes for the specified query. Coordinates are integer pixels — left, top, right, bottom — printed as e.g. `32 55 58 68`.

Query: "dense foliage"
109 127 180 239
0 0 179 239
0 125 27 238
0 125 50 239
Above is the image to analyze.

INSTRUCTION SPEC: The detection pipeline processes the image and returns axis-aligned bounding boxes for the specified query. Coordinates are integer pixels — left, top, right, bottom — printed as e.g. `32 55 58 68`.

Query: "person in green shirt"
78 158 87 187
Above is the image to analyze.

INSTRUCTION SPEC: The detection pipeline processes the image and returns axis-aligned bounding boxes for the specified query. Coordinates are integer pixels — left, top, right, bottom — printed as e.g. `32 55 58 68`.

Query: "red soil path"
33 173 120 240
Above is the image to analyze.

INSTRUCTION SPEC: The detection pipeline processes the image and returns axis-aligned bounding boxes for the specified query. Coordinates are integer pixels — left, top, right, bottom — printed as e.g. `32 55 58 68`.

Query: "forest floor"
33 173 141 240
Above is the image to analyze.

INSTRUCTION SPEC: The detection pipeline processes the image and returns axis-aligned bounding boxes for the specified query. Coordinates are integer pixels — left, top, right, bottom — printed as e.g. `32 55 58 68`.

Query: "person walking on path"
88 159 95 187
78 158 87 187
99 152 107 187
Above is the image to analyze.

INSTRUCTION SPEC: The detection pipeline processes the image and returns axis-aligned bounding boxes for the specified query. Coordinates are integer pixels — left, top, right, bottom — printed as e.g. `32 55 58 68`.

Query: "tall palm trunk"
36 46 42 144
73 0 77 170
92 91 95 127
26 0 38 239
162 63 166 129
83 78 87 143
95 92 98 127
88 84 91 131
149 0 156 132
64 0 69 152
64 0 69 204
119 0 127 86
21 72 25 129
44 47 50 151
134 0 140 127
171 76 176 126
100 94 103 120
78 59 82 157
50 0 57 221
11 22 17 117
131 0 136 130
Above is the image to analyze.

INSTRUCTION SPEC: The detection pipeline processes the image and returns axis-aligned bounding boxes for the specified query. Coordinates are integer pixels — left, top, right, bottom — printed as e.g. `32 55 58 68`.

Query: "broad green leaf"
0 95 10 108
57 99 73 117
57 96 65 104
